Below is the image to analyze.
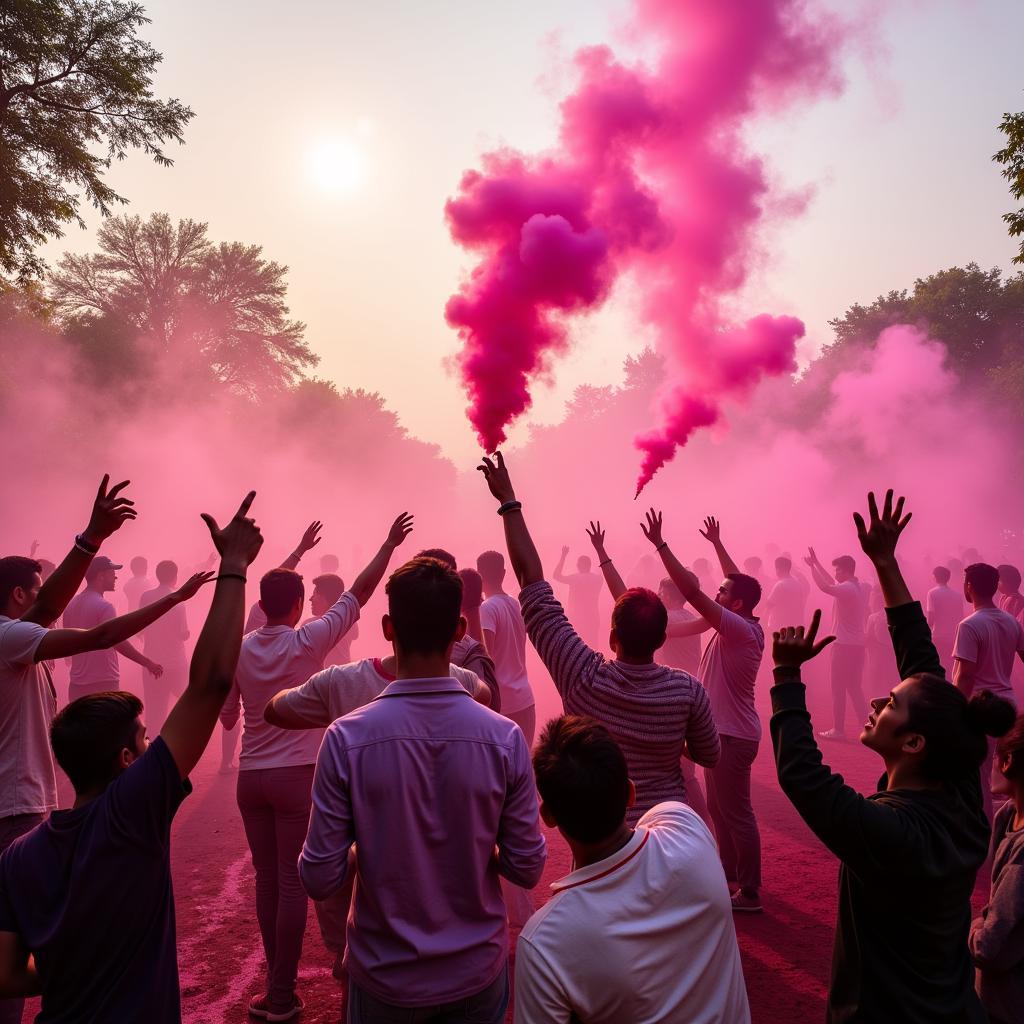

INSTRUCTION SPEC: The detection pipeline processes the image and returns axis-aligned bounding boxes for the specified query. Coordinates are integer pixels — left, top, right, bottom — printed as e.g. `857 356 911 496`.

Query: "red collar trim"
553 831 650 893
372 658 396 682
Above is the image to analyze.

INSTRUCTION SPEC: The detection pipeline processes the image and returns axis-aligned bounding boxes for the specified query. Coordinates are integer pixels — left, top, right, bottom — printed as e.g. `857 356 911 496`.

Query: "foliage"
0 0 193 278
995 109 1024 265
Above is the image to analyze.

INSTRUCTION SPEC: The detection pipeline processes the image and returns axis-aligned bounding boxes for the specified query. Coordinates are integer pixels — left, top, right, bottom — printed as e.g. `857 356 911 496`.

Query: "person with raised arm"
804 547 870 741
770 490 1016 1023
552 545 602 646
476 453 719 828
220 513 413 1021
0 492 263 1023
644 511 765 912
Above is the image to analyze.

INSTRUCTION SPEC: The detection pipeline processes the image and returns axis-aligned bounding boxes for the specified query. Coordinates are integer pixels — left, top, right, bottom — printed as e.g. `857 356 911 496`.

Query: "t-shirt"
514 802 750 1024
63 589 118 687
0 737 190 1023
0 616 58 817
480 593 533 714
122 575 154 613
954 609 1024 701
275 658 486 726
140 585 188 668
698 607 765 741
220 592 360 770
998 592 1024 621
767 576 807 631
828 580 868 647
927 585 965 640
300 616 358 668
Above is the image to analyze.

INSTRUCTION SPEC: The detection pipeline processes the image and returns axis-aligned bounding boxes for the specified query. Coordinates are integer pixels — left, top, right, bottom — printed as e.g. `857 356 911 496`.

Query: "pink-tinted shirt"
299 677 546 1007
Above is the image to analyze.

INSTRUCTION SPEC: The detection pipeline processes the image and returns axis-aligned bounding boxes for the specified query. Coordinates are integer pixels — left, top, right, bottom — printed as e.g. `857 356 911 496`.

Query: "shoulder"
519 580 556 607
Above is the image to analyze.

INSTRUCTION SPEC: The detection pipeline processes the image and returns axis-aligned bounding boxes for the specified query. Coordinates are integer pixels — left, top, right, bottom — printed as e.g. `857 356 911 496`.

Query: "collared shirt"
299 676 546 1007
220 592 359 770
514 803 750 1023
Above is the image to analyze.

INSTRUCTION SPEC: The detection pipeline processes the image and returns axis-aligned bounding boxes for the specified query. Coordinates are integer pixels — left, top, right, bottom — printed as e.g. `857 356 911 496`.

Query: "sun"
307 137 367 195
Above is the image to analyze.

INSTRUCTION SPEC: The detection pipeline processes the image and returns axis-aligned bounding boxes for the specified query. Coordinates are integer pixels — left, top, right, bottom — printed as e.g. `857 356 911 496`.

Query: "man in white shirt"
954 562 1024 819
139 561 190 730
805 549 868 741
122 557 152 612
926 565 965 675
477 550 535 745
765 556 808 632
515 715 749 1024
63 557 163 701
552 547 602 646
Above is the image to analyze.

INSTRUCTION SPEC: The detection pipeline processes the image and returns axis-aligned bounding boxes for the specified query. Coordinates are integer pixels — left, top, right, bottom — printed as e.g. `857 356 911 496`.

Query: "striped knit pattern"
520 581 720 825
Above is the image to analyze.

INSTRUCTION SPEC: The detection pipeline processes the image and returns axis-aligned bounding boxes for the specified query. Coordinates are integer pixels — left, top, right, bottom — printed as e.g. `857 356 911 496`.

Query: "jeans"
705 736 761 894
347 965 509 1024
237 764 315 1009
830 644 866 734
0 813 47 1024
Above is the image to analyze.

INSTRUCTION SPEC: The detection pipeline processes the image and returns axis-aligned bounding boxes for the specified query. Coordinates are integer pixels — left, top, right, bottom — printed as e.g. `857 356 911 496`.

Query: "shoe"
817 729 845 741
248 994 304 1021
731 890 763 913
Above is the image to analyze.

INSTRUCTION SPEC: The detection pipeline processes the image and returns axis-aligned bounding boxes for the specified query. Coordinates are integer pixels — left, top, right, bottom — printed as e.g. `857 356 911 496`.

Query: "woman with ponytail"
770 490 1014 1024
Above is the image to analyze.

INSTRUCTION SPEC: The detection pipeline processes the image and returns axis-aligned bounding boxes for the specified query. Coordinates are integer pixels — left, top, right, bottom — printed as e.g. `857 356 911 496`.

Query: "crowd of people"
0 462 1023 1023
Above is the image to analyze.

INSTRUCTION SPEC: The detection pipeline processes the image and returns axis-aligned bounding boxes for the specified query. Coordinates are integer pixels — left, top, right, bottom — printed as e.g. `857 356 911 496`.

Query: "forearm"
114 641 150 667
712 540 740 577
94 596 181 648
24 545 94 626
870 556 914 609
464 607 483 643
595 549 627 599
503 510 543 587
349 541 399 606
887 601 944 680
658 545 720 627
188 570 246 696
953 660 974 696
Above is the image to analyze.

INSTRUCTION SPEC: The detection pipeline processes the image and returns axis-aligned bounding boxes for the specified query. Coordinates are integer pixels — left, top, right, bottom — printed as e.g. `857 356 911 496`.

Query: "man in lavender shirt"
299 557 546 1022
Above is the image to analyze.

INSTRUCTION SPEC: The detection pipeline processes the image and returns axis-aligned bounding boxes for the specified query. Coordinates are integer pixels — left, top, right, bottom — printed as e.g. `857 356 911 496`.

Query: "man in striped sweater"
476 453 720 826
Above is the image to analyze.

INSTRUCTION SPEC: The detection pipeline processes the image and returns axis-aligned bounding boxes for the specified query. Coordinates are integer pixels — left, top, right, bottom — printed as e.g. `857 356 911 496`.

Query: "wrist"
77 531 102 551
219 559 249 576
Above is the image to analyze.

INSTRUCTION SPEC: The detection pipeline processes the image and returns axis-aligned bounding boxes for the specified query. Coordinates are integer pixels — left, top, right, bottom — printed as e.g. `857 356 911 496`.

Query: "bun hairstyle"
903 676 1016 784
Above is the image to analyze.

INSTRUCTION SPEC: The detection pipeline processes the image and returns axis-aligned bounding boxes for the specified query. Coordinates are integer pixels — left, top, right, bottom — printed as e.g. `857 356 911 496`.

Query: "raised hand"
385 513 415 549
772 609 836 670
29 540 39 558
854 490 912 565
699 516 721 545
200 491 264 570
586 522 606 553
82 475 136 545
296 521 323 555
561 545 570 558
804 547 818 568
173 571 215 602
476 451 517 505
640 508 664 548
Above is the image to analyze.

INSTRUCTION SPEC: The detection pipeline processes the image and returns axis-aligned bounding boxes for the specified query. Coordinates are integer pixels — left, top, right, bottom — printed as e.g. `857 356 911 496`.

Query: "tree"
995 108 1024 265
0 0 193 279
49 213 316 395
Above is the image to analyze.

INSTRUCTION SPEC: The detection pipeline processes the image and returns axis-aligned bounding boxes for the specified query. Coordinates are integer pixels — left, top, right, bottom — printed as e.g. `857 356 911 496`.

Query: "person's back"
955 606 1024 701
480 593 531 704
768 574 806 631
928 583 964 642
64 587 118 692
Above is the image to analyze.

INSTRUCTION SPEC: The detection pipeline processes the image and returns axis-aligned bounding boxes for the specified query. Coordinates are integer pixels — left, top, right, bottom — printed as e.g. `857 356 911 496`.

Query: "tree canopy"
996 108 1024 265
0 0 192 278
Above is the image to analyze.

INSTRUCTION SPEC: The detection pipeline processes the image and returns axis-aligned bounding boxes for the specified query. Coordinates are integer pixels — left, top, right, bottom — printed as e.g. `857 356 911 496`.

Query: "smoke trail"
445 0 849 488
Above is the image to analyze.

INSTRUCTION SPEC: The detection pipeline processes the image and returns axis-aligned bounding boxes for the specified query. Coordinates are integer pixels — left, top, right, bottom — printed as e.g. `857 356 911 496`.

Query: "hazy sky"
41 0 1024 463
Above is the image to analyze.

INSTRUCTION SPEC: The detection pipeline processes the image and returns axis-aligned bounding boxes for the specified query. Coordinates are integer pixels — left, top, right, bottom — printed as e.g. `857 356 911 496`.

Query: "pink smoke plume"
445 0 849 490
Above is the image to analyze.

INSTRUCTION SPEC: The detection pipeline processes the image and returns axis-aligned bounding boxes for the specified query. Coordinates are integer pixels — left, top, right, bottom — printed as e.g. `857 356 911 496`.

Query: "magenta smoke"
445 0 849 493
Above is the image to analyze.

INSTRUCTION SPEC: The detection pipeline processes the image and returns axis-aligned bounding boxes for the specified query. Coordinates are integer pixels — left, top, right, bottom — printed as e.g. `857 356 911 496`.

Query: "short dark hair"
459 568 483 612
775 556 792 574
386 558 462 655
832 555 856 574
130 556 147 574
998 564 1022 592
311 572 345 605
416 548 457 570
726 572 762 614
901 676 1015 783
260 567 304 617
476 550 505 583
611 588 667 659
534 716 630 843
0 556 41 608
932 565 951 585
155 560 178 585
997 713 1024 784
51 691 143 794
965 563 1000 600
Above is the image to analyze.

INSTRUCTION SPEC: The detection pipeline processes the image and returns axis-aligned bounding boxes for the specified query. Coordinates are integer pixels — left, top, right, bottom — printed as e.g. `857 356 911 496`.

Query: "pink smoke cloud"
445 0 852 484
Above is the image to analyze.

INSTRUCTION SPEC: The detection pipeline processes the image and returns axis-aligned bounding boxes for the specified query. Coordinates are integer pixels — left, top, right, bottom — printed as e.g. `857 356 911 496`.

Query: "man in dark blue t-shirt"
0 492 264 1023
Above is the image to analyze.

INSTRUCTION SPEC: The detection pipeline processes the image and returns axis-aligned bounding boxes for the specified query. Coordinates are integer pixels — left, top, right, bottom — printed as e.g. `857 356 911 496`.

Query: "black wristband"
74 533 99 555
656 542 668 552
497 500 523 516
217 573 247 584
599 558 612 568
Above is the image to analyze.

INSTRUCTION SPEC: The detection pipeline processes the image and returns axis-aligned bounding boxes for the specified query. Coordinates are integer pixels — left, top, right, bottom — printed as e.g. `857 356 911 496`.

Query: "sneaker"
817 729 845 741
248 994 304 1021
731 890 763 914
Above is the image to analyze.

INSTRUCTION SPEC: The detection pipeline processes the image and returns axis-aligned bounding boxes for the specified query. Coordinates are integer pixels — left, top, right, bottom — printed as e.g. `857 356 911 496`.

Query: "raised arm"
699 516 740 577
347 514 414 607
279 521 323 572
552 546 570 584
805 548 840 596
586 522 627 600
161 492 264 780
23 475 137 627
477 452 542 587
642 509 723 631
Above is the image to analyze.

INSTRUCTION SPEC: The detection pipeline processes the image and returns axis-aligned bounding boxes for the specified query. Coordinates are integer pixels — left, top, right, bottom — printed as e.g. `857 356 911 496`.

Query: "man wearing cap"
63 556 163 701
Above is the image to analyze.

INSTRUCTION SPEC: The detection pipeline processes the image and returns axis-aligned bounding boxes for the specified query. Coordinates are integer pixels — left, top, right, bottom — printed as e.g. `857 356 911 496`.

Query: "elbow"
500 843 547 890
696 743 721 768
299 856 348 902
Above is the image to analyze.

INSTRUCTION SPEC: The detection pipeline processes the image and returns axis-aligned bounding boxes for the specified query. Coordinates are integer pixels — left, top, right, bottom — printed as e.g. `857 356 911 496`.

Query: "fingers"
96 474 110 501
867 491 879 524
234 491 256 519
200 512 221 535
477 457 495 476
806 608 822 643
882 488 893 522
898 511 913 532
495 451 505 470
853 511 866 538
812 635 837 656
106 480 131 500
892 495 905 522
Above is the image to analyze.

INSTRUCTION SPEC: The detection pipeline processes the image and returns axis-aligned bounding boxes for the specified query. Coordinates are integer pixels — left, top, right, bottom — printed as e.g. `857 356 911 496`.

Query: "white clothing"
767 576 807 631
697 607 764 741
63 589 118 686
825 580 868 646
954 609 1024 701
927 585 964 640
275 658 485 727
515 802 750 1024
480 593 533 714
0 617 58 816
122 575 153 612
220 592 360 769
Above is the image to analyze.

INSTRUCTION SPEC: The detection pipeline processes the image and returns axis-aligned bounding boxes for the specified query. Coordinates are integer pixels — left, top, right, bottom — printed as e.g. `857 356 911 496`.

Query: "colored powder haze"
445 0 853 494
